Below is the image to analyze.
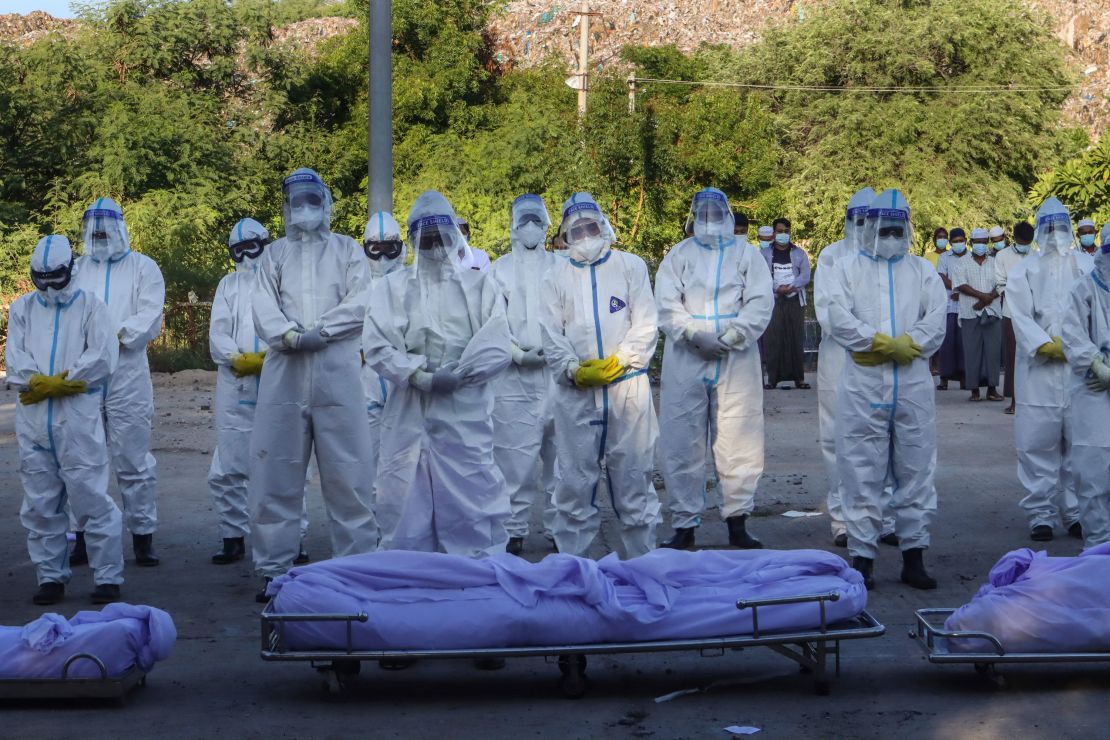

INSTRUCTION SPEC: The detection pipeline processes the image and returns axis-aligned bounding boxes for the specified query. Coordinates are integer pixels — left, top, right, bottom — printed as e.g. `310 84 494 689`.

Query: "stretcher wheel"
557 655 587 676
560 669 590 699
813 680 831 696
319 661 360 696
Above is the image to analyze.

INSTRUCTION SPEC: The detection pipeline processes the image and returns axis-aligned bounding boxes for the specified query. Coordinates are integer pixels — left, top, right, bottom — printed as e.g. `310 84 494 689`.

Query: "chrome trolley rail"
0 652 147 703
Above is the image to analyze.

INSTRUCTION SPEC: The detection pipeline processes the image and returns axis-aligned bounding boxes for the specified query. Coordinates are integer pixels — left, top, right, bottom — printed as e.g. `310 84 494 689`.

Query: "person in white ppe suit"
363 191 512 556
655 188 773 550
1062 223 1110 548
7 236 124 605
208 219 311 566
71 197 165 568
490 194 559 556
456 217 491 272
361 211 409 496
1007 196 1090 542
815 188 897 549
826 189 947 590
542 193 661 558
250 169 380 601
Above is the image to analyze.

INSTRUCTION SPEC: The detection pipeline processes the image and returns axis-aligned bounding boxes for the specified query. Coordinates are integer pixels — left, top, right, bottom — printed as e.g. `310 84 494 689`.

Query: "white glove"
1086 356 1110 392
720 328 746 350
410 370 434 392
686 329 729 360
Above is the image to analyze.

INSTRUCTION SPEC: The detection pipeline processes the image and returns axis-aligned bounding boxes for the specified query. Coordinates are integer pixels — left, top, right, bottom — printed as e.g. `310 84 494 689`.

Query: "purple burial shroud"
269 549 867 651
0 604 176 679
945 542 1110 653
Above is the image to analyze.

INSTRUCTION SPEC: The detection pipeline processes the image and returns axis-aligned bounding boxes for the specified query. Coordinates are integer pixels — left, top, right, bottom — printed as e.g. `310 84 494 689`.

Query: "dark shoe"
937 381 949 391
986 389 1004 402
968 391 981 402
851 556 875 590
1004 405 1015 415
255 577 273 604
661 527 696 550
212 537 246 565
33 581 65 605
763 383 775 390
833 533 848 548
132 533 160 567
880 532 900 547
1030 525 1054 542
726 515 763 549
506 537 524 556
795 382 811 390
1068 522 1083 540
473 657 506 671
900 548 937 590
294 547 310 566
69 531 88 566
90 583 121 604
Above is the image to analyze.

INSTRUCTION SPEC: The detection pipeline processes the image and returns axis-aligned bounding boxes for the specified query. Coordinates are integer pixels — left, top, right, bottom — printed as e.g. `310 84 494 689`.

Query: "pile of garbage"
1047 0 1110 138
0 11 77 46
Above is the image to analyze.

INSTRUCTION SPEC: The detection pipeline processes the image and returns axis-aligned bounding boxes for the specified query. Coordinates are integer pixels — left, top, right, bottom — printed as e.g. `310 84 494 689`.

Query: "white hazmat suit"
490 194 558 549
7 236 124 596
826 189 947 588
1007 196 1090 538
655 188 773 548
1061 224 1110 548
541 193 661 558
363 191 512 557
250 169 379 584
72 198 164 562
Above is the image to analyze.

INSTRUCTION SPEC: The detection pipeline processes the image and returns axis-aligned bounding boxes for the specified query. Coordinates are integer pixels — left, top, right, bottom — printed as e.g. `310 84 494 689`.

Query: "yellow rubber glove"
22 371 85 403
575 356 624 388
231 352 266 378
886 334 923 366
19 377 49 405
851 351 888 367
1036 336 1067 362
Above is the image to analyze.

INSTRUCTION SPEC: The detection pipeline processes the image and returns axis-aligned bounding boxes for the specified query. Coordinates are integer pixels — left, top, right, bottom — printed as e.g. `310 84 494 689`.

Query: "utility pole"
368 0 393 216
576 0 590 118
627 73 636 114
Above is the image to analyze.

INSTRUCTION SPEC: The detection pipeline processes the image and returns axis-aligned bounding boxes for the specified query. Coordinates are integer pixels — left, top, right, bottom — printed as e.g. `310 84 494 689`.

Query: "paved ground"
0 371 1103 739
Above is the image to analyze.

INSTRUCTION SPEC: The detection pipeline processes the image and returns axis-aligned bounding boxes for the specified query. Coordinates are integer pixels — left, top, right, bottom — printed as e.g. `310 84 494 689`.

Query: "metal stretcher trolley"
0 653 147 704
262 592 885 698
913 608 1110 686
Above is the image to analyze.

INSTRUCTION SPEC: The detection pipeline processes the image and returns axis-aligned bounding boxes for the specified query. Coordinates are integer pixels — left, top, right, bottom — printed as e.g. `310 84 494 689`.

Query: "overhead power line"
631 77 1073 94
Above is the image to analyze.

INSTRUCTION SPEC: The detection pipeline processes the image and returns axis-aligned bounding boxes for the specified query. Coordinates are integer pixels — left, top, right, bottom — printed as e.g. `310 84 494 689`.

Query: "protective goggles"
289 191 323 208
515 213 545 228
364 239 404 260
878 225 906 238
229 238 268 263
88 229 110 242
567 219 602 243
31 258 75 292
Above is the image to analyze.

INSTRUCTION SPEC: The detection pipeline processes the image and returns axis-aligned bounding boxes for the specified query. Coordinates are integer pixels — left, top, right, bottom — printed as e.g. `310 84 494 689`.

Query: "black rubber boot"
726 516 763 549
851 556 875 590
1030 525 1054 542
880 532 900 547
69 531 88 566
211 537 245 565
294 545 310 566
506 537 524 556
833 533 848 548
132 533 160 567
661 527 696 550
256 577 273 604
33 581 65 605
1068 521 1083 540
90 583 121 604
900 548 938 590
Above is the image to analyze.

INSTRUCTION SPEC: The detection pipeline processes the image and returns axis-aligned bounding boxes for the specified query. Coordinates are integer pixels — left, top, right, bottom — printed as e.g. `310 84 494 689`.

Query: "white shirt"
936 251 963 315
995 246 1033 319
951 254 1002 320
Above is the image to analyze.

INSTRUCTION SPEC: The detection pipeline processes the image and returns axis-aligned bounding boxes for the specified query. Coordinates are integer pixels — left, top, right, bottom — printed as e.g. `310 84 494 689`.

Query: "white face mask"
290 206 324 231
1043 231 1071 256
875 236 908 260
369 256 401 278
89 238 112 262
517 223 546 250
693 220 731 243
570 236 607 264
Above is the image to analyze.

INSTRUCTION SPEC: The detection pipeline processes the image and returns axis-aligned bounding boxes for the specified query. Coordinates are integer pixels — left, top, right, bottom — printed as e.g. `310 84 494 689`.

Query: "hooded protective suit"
541 193 661 558
655 188 774 531
826 190 948 560
361 211 408 496
363 191 512 556
7 236 123 587
71 198 164 538
815 188 895 540
1007 197 1091 534
490 194 558 542
1061 223 1110 547
249 169 380 579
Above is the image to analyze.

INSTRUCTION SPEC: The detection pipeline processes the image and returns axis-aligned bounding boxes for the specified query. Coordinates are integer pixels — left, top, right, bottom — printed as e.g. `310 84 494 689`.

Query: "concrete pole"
368 0 393 216
577 0 589 118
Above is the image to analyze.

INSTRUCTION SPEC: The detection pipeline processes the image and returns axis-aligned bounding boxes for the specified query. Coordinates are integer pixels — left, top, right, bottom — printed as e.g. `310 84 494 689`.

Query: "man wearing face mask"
996 222 1035 414
989 226 1007 256
1062 222 1110 548
8 236 123 605
762 218 812 390
815 188 898 549
364 191 512 556
926 227 948 269
826 190 947 590
952 228 1004 402
1077 219 1099 256
250 169 380 602
936 227 967 391
489 195 558 556
655 189 773 551
756 226 774 249
71 198 165 568
1006 197 1091 542
542 193 661 558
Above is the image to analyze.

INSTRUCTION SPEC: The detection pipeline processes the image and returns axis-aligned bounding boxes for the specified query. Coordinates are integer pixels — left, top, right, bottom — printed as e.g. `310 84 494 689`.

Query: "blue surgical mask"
992 241 1006 251
774 232 791 246
935 238 948 250
972 243 989 257
1014 242 1031 254
1080 234 1097 248
952 242 967 255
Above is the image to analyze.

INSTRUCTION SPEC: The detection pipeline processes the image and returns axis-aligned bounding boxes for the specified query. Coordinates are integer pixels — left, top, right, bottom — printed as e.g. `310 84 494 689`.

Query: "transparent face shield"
686 192 734 243
282 171 333 235
410 214 464 267
82 208 128 262
562 210 609 264
512 200 550 250
864 209 911 260
845 206 869 251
